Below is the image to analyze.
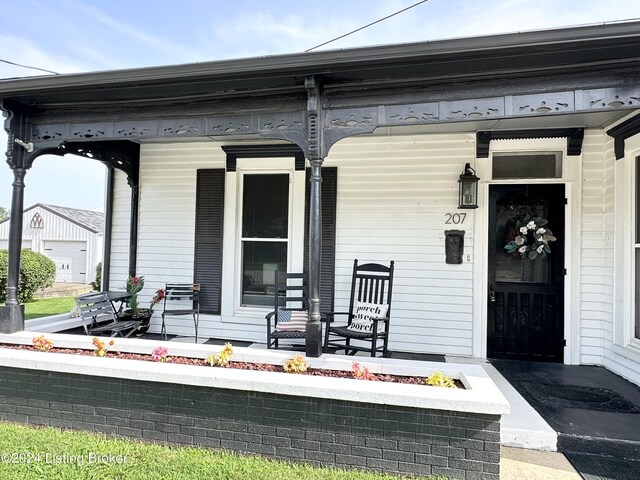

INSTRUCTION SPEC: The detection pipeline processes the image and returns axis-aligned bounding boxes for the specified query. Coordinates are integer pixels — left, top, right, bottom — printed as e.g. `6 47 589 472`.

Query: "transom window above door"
241 173 289 307
492 152 562 179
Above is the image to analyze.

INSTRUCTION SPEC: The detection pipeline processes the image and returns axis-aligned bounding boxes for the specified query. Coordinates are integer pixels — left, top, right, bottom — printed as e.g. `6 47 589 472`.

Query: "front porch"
1 22 640 479
2 21 640 363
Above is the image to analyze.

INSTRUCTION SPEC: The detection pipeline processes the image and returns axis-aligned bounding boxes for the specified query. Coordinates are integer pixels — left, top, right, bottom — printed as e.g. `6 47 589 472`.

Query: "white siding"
325 133 476 356
579 126 640 386
0 205 101 284
579 130 608 364
0 239 32 250
135 143 228 339
603 128 640 385
108 170 132 289
130 135 476 353
131 142 306 342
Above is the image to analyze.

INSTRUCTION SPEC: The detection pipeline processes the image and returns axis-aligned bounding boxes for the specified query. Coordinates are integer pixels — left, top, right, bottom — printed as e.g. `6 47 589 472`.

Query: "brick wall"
0 366 500 479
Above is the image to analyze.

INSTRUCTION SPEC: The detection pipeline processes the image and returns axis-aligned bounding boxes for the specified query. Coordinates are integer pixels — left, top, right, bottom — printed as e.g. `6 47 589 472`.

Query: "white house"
0 204 103 284
1 22 640 385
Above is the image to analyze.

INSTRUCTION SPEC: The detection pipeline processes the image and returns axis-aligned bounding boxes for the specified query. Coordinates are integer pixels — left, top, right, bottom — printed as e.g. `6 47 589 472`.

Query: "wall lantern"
458 163 479 209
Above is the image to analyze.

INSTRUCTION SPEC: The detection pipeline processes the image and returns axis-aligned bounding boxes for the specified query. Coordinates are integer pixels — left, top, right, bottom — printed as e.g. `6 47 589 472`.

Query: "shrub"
95 262 102 291
0 249 56 303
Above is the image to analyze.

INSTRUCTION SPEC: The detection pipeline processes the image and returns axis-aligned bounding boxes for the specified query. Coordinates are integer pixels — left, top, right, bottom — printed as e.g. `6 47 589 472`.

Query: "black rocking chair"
323 259 395 357
265 272 308 349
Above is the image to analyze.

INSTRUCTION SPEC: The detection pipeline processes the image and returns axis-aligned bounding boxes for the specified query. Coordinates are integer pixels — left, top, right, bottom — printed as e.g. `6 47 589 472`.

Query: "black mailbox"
445 230 465 264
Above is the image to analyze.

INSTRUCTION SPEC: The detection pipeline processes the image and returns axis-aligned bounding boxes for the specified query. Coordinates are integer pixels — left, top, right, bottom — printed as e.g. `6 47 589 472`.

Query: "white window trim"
615 133 640 349
473 137 580 364
220 157 306 320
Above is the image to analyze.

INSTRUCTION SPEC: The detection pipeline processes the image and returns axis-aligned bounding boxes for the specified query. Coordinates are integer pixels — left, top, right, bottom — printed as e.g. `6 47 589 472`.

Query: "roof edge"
1 203 102 234
1 20 639 94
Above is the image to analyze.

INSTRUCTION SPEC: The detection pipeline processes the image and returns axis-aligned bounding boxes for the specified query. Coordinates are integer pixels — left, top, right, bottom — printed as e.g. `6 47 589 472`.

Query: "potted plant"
122 276 165 333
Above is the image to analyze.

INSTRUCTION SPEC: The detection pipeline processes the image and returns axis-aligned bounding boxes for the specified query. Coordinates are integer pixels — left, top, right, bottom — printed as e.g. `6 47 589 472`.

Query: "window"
30 213 43 229
636 156 640 339
492 152 562 179
240 174 289 307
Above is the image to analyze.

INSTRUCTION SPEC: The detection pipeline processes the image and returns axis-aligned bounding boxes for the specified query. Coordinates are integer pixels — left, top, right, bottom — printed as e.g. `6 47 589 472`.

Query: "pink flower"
352 361 375 380
149 289 166 312
151 346 169 362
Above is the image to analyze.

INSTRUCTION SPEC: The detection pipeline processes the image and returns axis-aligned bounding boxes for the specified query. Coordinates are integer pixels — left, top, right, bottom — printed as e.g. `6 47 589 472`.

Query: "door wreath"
504 214 556 260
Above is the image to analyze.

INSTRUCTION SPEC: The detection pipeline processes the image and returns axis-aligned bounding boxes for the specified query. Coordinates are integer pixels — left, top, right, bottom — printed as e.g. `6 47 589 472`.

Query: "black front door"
488 184 565 362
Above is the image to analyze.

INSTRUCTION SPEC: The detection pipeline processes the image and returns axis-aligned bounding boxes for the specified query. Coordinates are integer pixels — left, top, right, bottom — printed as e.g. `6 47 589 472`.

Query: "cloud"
0 35 87 78
207 11 355 58
203 1 433 58
201 0 640 61
444 0 640 39
61 0 204 65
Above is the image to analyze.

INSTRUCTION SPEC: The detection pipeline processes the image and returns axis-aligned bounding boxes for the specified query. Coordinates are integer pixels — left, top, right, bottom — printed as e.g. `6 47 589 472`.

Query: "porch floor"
490 359 640 463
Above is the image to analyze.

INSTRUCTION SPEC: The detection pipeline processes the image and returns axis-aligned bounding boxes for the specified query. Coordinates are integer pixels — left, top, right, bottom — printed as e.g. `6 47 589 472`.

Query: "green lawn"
23 297 75 320
0 422 444 480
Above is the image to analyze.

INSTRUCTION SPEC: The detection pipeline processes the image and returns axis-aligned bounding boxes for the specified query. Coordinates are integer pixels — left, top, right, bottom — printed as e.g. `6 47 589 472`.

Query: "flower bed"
0 332 508 479
4 341 464 388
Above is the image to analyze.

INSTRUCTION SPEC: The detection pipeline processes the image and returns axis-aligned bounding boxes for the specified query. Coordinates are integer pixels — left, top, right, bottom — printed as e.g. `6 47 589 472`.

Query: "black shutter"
194 169 225 314
304 167 338 313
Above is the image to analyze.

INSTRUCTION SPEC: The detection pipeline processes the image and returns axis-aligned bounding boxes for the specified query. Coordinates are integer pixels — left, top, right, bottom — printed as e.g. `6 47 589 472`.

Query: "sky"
1 0 640 212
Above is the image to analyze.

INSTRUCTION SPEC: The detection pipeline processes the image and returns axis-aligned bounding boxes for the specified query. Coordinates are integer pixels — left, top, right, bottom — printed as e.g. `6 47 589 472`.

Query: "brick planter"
0 333 508 480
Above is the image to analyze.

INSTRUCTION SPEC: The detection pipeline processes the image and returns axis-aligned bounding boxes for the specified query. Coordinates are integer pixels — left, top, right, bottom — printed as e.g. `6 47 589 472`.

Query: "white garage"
0 204 103 284
43 240 87 283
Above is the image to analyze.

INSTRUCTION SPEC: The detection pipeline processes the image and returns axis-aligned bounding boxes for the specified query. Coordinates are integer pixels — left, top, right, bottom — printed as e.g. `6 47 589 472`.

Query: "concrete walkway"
501 447 581 479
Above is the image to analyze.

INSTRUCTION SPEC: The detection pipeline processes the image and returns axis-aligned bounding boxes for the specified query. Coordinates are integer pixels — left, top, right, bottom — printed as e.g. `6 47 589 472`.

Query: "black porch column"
128 183 139 278
0 166 28 331
102 167 115 290
306 156 323 357
1 101 32 332
305 76 324 357
6 167 27 306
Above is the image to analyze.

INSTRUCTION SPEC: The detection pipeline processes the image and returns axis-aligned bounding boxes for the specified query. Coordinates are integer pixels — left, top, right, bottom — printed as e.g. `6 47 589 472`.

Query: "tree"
0 207 8 221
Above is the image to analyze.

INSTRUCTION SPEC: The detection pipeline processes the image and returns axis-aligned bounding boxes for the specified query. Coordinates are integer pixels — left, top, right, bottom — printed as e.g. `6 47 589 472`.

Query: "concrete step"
559 434 640 461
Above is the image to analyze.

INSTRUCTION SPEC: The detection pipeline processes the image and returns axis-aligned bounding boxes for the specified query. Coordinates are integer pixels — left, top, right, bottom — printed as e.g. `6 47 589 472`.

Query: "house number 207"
445 213 466 224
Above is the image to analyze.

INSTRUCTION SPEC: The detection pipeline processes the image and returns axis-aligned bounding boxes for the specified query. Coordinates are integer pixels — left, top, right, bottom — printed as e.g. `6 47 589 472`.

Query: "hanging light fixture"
458 163 479 209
